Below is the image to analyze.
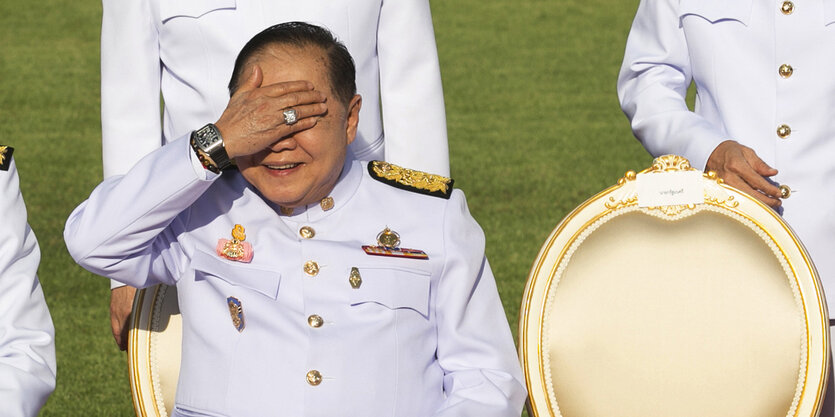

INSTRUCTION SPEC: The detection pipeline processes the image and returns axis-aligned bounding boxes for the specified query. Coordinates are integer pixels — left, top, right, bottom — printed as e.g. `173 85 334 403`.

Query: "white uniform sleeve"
616 0 727 170
65 137 218 288
433 191 526 416
377 0 450 176
0 159 56 417
101 0 163 178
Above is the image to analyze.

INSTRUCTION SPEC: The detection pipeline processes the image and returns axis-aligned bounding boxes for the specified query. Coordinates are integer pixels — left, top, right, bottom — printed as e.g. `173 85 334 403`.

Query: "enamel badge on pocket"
227 296 245 332
217 224 253 262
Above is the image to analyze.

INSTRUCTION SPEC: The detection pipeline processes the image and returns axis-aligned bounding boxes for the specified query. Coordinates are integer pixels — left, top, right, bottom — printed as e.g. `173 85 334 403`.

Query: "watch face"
195 125 219 150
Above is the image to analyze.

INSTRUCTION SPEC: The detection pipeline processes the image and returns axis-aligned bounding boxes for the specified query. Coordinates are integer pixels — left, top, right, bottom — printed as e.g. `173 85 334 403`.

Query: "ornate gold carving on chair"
519 155 829 417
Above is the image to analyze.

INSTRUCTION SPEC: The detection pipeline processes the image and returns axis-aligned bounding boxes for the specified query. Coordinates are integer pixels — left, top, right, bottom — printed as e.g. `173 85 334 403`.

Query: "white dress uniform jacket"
64 137 526 417
618 0 835 314
101 0 450 178
0 151 56 417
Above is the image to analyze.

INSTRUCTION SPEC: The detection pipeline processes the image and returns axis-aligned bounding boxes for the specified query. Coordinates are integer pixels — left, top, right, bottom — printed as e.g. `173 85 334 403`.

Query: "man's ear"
345 94 362 145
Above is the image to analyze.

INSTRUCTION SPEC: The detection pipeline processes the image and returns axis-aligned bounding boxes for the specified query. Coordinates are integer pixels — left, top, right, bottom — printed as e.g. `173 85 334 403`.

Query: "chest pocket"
191 248 280 300
349 267 431 317
160 0 236 21
679 0 752 25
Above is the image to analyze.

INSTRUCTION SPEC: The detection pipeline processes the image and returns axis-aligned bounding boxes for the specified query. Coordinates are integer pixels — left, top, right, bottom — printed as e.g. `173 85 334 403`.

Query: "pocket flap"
160 0 236 21
679 0 752 24
191 249 280 300
349 267 431 316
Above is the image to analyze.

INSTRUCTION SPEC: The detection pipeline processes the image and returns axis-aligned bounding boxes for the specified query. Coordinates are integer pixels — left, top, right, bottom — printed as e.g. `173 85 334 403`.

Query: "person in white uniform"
618 0 835 412
0 146 57 417
67 23 525 416
102 0 451 349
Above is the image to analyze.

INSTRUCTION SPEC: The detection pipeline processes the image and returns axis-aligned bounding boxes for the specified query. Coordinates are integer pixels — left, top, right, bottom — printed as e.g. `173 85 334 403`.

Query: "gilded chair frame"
519 155 829 417
128 284 181 417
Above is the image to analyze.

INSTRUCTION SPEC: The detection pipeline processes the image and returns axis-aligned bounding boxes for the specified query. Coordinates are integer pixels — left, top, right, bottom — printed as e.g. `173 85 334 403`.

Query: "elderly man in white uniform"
618 0 835 412
67 23 525 416
0 146 57 417
102 0 451 349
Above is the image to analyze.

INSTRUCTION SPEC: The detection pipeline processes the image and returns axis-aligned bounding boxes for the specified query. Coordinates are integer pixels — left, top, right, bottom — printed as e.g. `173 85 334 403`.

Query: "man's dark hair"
228 22 357 105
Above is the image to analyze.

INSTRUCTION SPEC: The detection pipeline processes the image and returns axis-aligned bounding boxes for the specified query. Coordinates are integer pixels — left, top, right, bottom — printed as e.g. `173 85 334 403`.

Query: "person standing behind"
0 146 57 417
102 0 451 349
618 1 835 411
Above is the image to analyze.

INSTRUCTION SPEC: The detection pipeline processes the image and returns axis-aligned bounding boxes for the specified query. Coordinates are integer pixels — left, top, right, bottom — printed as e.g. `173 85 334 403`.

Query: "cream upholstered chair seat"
519 155 829 417
129 284 181 417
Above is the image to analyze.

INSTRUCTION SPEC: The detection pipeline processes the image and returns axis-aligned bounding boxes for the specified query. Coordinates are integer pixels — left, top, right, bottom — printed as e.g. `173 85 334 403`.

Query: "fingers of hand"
110 320 128 351
742 147 778 177
264 118 320 152
721 152 781 200
266 112 321 147
244 96 326 135
706 140 740 173
284 102 327 124
706 142 782 208
110 286 136 350
261 80 320 99
220 82 328 158
742 172 782 201
241 90 326 126
236 65 264 94
724 174 782 208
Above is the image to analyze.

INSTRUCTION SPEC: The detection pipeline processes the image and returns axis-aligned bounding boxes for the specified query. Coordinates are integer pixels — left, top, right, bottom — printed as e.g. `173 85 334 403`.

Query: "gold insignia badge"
0 146 13 171
368 161 453 199
216 224 253 262
376 227 400 248
362 227 429 260
227 296 245 332
349 267 363 289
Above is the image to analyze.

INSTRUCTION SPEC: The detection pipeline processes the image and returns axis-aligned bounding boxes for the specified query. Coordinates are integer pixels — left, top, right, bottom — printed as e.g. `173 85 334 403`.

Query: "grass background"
0 0 656 414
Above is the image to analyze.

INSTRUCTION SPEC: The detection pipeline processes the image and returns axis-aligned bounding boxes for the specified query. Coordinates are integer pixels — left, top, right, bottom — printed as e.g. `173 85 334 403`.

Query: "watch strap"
190 137 221 174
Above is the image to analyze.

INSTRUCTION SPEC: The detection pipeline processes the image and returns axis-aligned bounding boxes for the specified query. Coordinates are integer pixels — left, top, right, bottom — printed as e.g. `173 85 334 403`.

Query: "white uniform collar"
274 158 363 223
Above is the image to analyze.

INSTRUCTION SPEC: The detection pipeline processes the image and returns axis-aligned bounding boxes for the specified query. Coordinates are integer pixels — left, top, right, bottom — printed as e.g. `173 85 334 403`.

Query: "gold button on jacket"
303 261 320 276
777 124 792 139
780 184 792 199
299 226 315 239
308 315 324 328
306 370 323 386
778 64 793 78
781 1 794 14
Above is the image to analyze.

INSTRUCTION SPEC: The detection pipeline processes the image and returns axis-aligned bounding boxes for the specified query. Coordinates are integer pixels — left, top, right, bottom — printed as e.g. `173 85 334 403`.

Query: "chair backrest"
128 284 181 417
519 155 829 417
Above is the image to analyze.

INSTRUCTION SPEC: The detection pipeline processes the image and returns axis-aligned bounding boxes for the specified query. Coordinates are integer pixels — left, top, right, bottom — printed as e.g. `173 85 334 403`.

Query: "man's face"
235 45 361 208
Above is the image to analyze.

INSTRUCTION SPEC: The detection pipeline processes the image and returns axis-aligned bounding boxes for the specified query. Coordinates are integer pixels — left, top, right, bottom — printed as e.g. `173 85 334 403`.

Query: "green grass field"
1 0 652 414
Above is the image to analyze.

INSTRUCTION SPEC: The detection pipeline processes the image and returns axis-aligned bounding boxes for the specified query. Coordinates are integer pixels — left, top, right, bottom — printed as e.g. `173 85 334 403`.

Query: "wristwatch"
191 123 233 173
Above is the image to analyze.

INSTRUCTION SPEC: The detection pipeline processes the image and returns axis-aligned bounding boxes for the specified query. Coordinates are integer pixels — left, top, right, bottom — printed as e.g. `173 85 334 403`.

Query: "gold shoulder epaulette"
368 160 454 199
0 145 13 171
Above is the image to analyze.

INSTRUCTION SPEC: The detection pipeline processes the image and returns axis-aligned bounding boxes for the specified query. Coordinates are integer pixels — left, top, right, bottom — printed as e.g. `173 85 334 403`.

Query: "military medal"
377 228 400 248
362 227 429 260
227 296 245 332
216 224 253 262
